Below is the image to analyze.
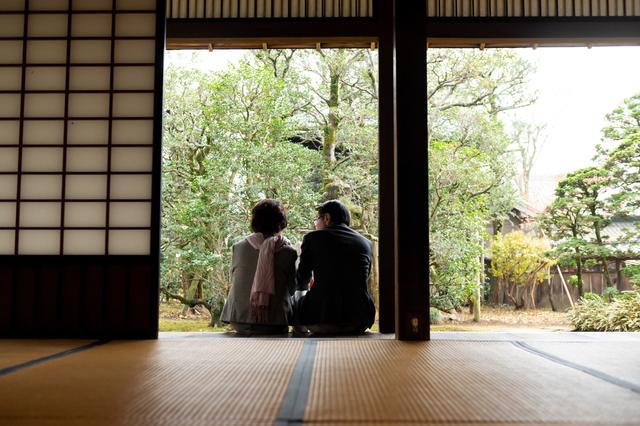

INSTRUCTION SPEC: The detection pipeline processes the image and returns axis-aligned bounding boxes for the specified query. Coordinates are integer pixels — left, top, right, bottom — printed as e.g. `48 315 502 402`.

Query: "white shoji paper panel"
69 67 111 91
23 120 65 145
114 67 155 90
68 94 111 117
0 148 19 172
109 202 151 227
24 94 65 117
65 202 107 227
0 175 18 199
67 120 110 145
29 0 68 11
21 175 63 199
20 202 61 227
65 175 108 199
66 147 109 172
117 0 156 10
26 40 67 64
0 14 24 37
0 122 20 144
0 67 22 90
0 1 25 12
18 230 60 255
112 120 153 144
110 175 152 199
115 14 156 37
25 67 67 91
0 203 17 227
22 147 64 172
73 0 113 10
113 93 155 117
0 231 15 255
0 94 21 118
71 14 113 37
70 40 112 64
111 147 153 172
63 230 106 255
27 14 68 37
114 40 156 63
0 41 24 64
109 230 150 255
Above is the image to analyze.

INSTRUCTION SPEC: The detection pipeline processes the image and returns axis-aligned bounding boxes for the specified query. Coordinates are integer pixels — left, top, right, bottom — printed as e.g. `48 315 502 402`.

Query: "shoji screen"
0 0 165 338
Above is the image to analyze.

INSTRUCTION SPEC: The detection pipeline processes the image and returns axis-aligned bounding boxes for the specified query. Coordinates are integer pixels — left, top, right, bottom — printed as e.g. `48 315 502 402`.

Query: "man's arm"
296 236 313 291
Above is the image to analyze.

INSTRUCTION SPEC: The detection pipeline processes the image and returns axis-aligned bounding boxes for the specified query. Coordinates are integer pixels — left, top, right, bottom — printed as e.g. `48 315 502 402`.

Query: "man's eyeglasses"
313 214 325 224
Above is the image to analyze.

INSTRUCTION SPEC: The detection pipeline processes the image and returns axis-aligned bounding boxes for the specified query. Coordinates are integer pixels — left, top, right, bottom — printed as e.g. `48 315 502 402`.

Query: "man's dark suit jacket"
296 223 376 327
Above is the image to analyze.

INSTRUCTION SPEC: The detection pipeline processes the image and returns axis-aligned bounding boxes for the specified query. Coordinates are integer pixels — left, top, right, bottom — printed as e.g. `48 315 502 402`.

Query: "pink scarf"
245 233 291 322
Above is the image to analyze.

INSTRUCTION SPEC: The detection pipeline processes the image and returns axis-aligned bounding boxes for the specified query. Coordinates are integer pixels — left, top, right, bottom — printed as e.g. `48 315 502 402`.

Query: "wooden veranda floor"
1 332 640 425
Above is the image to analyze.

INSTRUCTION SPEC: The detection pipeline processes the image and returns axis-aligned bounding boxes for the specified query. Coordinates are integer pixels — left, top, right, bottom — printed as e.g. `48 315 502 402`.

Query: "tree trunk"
488 275 501 305
547 275 557 312
181 279 200 316
575 255 584 297
601 258 614 288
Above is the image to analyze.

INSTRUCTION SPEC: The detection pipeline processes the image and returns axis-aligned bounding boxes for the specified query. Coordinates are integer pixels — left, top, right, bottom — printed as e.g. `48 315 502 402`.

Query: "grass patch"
159 318 226 332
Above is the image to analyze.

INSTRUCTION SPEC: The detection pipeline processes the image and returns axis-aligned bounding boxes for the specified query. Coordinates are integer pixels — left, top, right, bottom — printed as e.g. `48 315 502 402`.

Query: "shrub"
430 307 443 325
568 292 640 331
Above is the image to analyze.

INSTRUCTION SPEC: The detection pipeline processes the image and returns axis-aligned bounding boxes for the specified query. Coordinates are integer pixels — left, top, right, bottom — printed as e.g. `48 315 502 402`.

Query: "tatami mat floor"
1 332 639 426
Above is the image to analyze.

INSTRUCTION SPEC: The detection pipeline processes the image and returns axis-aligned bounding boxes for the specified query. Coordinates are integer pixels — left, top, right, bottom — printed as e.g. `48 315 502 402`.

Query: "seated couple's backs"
220 199 375 335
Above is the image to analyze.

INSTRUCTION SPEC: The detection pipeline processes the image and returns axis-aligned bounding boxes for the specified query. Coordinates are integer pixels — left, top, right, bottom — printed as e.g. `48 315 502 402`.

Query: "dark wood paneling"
129 264 152 331
0 257 157 339
0 266 13 332
106 265 128 331
83 265 105 332
37 265 59 332
60 265 82 331
15 266 36 332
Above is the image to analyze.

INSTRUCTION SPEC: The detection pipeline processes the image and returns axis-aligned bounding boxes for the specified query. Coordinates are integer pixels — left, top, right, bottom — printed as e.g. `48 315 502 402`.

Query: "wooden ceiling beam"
427 18 640 48
166 19 379 50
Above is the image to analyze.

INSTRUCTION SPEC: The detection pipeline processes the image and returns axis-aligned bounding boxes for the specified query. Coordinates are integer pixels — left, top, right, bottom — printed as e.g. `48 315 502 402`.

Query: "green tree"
162 52 322 325
600 93 640 145
538 167 616 296
428 49 536 309
488 231 555 310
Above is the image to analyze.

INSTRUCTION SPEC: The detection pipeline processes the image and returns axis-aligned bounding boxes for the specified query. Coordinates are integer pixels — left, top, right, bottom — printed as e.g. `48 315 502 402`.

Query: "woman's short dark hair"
251 199 288 234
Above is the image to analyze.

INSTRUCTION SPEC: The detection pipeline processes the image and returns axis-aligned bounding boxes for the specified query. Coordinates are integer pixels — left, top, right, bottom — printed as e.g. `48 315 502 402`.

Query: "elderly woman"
220 199 298 334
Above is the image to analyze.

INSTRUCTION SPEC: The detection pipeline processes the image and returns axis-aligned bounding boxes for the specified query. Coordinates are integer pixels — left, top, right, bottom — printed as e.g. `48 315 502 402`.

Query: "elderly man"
295 200 376 334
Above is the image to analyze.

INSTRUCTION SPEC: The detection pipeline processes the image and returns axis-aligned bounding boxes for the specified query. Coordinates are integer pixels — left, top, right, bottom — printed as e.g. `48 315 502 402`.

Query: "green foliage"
488 231 555 309
567 275 582 288
428 49 536 310
537 166 617 295
622 265 640 285
600 93 640 145
568 292 640 331
161 50 380 313
583 292 605 303
430 307 444 325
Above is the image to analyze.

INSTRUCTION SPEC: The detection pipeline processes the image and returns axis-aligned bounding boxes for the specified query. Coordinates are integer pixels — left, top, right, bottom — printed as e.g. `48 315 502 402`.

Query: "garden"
160 47 640 333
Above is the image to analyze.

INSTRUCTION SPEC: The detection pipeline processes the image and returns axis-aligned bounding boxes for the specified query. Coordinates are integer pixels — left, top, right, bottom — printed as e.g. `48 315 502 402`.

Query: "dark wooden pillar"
394 0 429 340
377 0 396 334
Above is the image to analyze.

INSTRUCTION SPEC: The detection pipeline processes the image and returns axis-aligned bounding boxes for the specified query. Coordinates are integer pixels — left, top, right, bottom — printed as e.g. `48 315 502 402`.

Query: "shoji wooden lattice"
165 0 374 18
427 0 640 16
0 0 160 256
0 0 164 339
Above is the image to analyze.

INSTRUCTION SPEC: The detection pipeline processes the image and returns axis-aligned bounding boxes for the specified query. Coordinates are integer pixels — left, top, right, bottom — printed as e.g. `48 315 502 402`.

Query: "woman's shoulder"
277 244 298 259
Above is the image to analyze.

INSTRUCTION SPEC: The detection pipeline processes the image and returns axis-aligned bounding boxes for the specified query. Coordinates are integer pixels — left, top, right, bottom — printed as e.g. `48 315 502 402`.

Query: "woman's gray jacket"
220 238 298 325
